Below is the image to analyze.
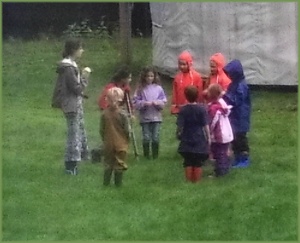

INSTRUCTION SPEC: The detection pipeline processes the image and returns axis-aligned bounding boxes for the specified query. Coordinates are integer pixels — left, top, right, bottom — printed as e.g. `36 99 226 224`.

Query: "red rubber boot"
184 166 193 182
192 167 203 183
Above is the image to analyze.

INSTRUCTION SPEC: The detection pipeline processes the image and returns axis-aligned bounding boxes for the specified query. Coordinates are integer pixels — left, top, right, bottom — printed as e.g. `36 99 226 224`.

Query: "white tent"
150 2 298 85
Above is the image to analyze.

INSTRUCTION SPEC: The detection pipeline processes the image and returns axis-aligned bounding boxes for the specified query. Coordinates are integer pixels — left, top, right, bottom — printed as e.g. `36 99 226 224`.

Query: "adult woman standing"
52 38 91 175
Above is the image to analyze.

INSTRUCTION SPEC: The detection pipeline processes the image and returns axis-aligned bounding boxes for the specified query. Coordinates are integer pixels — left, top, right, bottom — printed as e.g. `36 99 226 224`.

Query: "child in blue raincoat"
223 59 251 168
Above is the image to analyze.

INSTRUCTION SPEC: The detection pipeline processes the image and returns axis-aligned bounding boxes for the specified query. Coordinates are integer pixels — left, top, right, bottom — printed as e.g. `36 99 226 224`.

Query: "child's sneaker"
232 155 250 168
231 155 241 168
239 157 250 168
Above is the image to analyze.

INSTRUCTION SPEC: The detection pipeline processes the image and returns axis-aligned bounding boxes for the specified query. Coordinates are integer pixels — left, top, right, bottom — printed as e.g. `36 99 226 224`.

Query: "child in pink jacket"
207 84 233 176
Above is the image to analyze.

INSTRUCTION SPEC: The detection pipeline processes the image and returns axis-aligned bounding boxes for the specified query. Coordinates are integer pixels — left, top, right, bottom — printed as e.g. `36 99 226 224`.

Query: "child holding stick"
100 87 130 187
92 67 133 163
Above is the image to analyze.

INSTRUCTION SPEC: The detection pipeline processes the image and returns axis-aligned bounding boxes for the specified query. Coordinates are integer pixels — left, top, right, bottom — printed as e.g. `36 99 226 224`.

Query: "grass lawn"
2 38 298 241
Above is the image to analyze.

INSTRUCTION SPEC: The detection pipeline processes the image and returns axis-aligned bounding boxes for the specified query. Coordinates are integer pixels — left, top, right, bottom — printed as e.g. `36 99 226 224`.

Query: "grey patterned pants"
64 106 88 162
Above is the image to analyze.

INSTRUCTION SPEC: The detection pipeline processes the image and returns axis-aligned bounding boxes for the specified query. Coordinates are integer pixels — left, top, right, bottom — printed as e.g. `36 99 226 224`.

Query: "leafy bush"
62 17 116 39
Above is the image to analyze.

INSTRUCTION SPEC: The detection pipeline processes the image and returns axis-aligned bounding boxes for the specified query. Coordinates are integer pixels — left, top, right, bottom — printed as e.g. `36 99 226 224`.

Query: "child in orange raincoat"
171 51 204 114
203 53 232 160
208 53 231 91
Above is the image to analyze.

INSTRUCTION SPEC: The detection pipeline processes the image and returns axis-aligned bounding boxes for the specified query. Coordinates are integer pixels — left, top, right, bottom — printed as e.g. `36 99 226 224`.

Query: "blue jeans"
141 122 161 143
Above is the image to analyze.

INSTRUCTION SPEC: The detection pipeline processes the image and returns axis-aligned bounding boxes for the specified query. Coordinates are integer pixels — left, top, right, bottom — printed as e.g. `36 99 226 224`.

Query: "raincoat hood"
223 59 245 82
210 53 226 71
209 98 232 117
218 97 232 116
208 53 231 91
178 51 193 68
56 58 78 74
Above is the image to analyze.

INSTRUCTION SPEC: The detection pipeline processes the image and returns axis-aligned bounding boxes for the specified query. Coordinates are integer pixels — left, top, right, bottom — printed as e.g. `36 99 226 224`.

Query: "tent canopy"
150 2 298 85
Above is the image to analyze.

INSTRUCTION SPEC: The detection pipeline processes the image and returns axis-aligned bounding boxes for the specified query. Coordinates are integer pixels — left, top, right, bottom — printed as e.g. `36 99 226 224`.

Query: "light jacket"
51 58 88 113
133 83 167 123
208 98 233 143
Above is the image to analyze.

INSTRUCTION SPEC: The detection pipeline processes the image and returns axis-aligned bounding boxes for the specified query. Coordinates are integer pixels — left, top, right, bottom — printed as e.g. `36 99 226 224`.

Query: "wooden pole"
119 3 132 66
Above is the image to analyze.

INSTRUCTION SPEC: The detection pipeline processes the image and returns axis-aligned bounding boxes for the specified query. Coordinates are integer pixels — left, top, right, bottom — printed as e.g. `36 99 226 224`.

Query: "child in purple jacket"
133 67 167 159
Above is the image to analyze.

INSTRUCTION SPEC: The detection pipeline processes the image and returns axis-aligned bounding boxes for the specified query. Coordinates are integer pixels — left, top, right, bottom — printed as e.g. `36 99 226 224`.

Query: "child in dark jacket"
132 66 167 159
223 59 251 168
176 85 210 183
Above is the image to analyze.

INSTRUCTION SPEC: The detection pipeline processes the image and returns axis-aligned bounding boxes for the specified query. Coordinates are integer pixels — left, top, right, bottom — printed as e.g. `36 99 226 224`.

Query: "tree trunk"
119 3 132 66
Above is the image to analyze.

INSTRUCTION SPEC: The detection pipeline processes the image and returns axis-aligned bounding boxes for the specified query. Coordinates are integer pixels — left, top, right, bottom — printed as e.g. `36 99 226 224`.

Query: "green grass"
2 38 298 241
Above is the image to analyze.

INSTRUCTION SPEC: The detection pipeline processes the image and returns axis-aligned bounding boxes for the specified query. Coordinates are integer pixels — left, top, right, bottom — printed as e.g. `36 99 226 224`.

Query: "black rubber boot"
81 150 90 161
152 142 159 159
91 148 102 163
143 141 150 159
65 161 78 175
114 171 123 187
103 168 113 186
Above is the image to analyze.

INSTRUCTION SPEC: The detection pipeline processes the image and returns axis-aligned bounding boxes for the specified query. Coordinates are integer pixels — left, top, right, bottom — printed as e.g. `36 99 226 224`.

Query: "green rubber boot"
103 168 113 186
114 171 123 187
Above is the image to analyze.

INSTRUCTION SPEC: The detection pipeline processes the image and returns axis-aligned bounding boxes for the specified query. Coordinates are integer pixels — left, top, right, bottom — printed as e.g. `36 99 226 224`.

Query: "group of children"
53 38 251 187
97 66 168 186
171 51 251 183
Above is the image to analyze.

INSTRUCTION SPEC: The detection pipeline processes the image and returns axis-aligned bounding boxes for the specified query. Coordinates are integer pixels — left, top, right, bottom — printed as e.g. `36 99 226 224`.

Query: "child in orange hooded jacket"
171 51 204 114
203 53 232 160
208 53 231 91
